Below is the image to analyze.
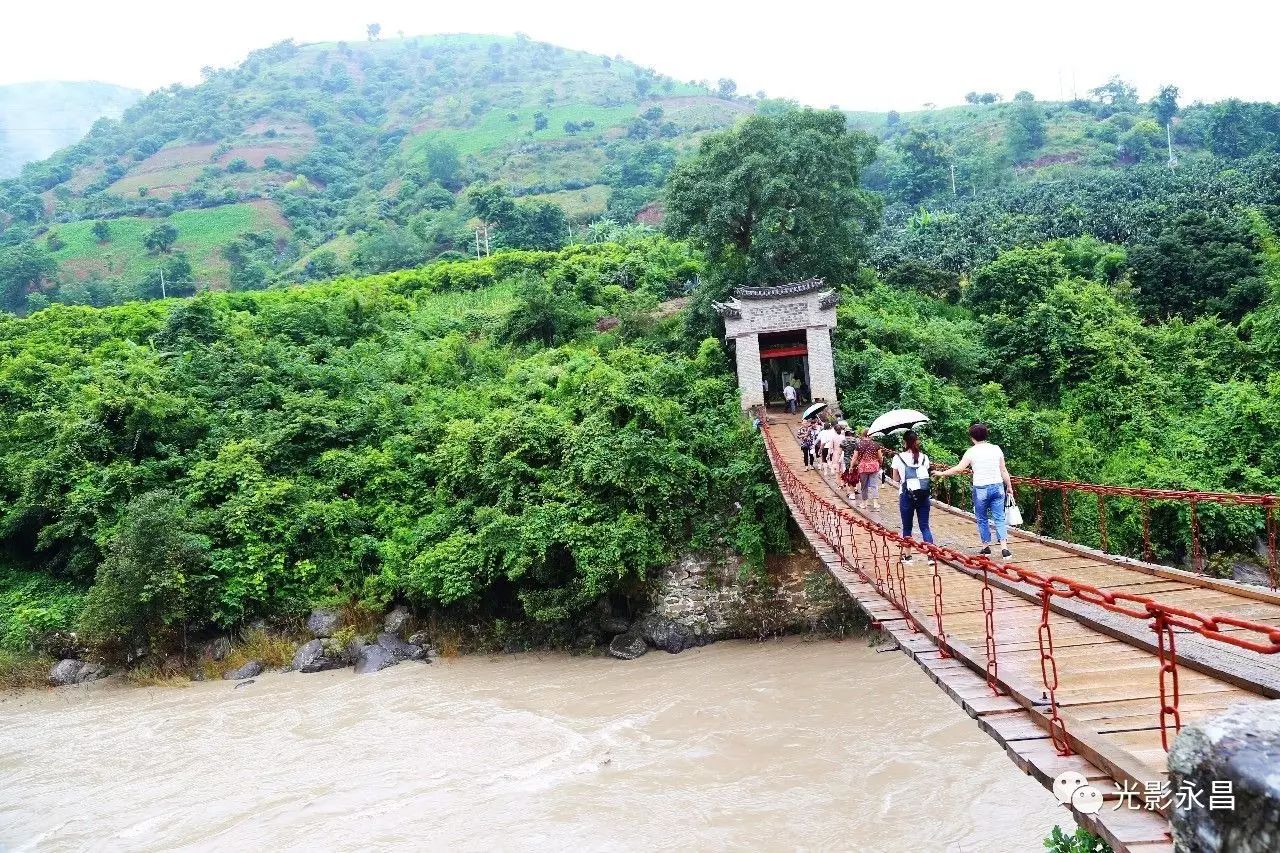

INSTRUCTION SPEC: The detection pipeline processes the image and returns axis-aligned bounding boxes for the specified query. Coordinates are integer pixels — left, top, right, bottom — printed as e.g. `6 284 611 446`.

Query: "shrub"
79 491 211 653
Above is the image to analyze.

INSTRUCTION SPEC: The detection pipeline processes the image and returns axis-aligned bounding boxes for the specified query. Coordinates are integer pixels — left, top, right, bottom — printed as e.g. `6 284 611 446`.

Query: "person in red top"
849 429 884 511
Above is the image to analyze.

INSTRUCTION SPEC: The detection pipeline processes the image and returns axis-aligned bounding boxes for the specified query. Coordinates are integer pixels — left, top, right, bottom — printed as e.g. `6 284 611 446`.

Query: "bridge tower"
714 278 840 410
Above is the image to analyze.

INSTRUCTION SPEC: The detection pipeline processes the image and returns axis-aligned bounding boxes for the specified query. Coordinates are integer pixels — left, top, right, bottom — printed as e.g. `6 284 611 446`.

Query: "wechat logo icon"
1054 770 1103 815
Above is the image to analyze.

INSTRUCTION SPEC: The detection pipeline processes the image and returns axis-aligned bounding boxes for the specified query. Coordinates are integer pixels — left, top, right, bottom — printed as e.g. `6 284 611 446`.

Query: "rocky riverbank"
33 543 862 690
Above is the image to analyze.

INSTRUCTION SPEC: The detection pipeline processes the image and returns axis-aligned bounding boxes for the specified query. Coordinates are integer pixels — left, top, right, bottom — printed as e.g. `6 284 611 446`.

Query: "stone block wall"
721 291 838 340
805 326 837 403
733 334 764 409
646 549 859 641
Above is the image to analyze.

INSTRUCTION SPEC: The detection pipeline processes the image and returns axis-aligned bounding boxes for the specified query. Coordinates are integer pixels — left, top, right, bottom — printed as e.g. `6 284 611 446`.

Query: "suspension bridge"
760 413 1280 853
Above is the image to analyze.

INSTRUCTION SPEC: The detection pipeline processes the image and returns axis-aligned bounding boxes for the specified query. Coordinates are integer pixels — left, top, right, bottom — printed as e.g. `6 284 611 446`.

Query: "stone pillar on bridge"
1169 699 1280 853
714 277 840 411
733 332 764 409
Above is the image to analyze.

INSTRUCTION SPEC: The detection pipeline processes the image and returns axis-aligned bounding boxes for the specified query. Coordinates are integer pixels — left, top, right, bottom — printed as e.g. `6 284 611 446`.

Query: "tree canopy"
663 107 882 286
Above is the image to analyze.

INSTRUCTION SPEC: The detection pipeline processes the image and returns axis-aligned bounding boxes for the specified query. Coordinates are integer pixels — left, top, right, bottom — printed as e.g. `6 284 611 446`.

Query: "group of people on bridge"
795 414 1017 561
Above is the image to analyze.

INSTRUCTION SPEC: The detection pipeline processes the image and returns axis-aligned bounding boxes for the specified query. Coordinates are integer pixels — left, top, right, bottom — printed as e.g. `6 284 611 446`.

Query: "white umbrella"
801 401 828 420
867 408 929 436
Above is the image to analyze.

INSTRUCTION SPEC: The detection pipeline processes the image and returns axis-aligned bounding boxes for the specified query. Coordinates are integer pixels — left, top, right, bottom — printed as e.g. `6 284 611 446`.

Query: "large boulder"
600 614 631 636
222 660 263 681
636 615 696 654
205 636 233 662
353 643 401 674
608 633 648 660
77 662 109 683
48 659 84 686
376 632 425 661
48 659 109 686
1169 699 1280 853
291 639 342 674
306 608 343 638
384 605 413 636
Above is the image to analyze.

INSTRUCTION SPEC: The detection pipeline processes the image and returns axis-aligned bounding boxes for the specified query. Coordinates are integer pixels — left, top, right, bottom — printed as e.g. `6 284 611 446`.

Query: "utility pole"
950 162 957 196
1166 123 1178 169
159 266 167 299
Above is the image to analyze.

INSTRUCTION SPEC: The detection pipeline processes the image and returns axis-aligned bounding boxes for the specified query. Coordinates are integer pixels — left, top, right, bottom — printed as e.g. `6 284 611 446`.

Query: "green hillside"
0 34 745 310
2 34 1279 317
0 81 142 179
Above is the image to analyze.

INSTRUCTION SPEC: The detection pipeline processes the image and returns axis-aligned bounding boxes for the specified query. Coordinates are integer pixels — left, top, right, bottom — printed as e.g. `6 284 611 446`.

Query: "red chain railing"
762 424 1280 757
1007 475 1280 588
869 436 1280 589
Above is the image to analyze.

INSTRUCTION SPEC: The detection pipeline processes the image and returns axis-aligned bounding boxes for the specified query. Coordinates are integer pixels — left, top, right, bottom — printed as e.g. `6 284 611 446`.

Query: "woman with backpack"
890 430 933 561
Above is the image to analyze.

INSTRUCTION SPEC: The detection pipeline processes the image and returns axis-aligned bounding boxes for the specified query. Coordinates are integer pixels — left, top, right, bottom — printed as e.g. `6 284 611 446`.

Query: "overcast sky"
3 0 1277 110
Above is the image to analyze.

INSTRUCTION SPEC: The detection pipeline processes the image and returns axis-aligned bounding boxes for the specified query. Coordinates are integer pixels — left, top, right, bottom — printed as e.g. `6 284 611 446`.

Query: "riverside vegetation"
0 237 796 684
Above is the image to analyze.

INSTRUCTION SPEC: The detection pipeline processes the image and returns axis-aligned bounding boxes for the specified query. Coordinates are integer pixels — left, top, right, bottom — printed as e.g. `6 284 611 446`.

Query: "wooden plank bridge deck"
762 414 1280 853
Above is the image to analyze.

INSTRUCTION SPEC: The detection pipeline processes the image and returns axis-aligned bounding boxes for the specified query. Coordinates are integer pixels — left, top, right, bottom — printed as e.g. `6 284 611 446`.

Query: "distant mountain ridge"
0 81 142 178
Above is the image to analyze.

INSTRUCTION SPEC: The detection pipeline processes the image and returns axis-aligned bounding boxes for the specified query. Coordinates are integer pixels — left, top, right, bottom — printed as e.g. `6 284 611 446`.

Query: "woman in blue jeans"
890 430 933 562
937 423 1015 560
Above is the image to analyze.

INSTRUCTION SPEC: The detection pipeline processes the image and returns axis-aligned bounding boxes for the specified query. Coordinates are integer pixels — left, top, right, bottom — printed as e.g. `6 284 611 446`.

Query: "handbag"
1005 493 1024 527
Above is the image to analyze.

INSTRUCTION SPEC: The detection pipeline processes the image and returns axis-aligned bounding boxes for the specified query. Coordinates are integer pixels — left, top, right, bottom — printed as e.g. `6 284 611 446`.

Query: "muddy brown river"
0 638 1063 851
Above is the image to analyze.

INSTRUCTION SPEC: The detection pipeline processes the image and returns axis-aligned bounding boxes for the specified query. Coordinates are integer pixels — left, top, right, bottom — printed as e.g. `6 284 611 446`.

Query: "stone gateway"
714 278 839 410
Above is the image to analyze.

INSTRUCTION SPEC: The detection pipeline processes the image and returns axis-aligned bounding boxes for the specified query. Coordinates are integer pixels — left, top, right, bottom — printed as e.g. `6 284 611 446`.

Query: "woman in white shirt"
937 423 1014 560
814 423 837 475
890 430 933 560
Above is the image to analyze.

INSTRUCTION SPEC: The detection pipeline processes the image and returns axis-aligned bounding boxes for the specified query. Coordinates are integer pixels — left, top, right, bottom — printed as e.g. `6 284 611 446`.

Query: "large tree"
895 128 952 202
0 243 57 313
1006 91 1046 163
663 107 881 286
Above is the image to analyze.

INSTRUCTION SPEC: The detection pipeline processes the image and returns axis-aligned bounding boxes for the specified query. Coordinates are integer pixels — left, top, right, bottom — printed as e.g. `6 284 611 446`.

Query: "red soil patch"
636 201 665 226
135 143 219 172
244 121 315 138
61 257 117 281
246 198 290 230
216 144 302 168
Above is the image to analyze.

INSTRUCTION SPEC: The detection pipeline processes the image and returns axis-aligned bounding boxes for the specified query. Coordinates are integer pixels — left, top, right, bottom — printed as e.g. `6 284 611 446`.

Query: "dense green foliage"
1043 825 1114 853
833 225 1280 567
873 156 1280 321
0 238 785 654
664 108 881 286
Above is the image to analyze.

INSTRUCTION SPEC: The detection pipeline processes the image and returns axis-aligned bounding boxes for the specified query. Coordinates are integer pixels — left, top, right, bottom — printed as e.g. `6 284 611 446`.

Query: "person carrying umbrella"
797 418 818 468
936 423 1014 560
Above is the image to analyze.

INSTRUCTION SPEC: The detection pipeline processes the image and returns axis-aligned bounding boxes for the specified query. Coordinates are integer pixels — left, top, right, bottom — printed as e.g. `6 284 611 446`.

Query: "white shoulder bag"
1004 492 1024 527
